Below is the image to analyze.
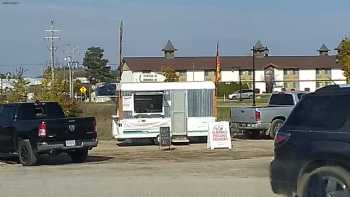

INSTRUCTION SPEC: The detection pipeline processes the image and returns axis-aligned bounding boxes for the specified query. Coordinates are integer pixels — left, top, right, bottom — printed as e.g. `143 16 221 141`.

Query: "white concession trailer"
112 81 216 143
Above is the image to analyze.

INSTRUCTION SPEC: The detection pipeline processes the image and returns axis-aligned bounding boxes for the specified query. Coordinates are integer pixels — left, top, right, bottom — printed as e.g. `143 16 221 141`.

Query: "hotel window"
284 82 299 91
316 68 331 80
316 69 332 88
240 70 253 81
204 70 215 81
176 71 187 81
283 68 299 80
283 69 299 91
316 81 333 88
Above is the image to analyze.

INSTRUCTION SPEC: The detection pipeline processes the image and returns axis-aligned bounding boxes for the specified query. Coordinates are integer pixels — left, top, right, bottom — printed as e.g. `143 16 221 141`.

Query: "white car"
228 89 254 100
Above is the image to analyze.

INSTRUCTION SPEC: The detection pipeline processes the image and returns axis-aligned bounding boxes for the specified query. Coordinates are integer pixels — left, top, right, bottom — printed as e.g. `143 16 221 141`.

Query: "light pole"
252 46 256 106
238 66 242 101
232 66 242 101
251 42 268 106
64 56 73 99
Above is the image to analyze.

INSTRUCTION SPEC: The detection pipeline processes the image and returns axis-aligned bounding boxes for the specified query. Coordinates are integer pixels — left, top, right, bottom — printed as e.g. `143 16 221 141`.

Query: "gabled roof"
318 44 330 52
162 40 177 52
124 55 340 72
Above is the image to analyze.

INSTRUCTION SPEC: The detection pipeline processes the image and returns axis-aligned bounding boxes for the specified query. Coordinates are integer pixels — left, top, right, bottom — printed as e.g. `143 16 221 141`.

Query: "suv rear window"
269 94 294 105
286 95 350 130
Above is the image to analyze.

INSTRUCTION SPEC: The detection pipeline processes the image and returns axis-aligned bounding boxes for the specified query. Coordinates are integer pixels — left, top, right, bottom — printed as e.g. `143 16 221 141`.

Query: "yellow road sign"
80 86 87 94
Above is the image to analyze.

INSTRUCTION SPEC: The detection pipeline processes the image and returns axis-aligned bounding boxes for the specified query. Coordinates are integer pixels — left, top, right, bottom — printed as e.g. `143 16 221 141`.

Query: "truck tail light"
38 121 47 137
255 110 261 122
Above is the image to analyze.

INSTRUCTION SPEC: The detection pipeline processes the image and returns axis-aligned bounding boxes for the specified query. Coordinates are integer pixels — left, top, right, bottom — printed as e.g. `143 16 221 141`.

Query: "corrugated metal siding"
187 89 213 117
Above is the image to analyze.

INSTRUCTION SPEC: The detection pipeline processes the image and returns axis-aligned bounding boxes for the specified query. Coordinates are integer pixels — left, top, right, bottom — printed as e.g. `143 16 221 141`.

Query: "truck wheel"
297 166 350 197
18 140 38 166
69 149 88 163
270 119 284 139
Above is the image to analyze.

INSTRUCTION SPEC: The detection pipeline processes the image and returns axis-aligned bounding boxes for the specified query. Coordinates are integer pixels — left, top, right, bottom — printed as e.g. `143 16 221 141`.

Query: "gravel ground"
0 139 282 197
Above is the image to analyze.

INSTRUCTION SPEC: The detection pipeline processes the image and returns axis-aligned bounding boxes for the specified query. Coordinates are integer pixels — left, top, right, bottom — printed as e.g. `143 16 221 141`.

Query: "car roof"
272 91 307 95
312 84 350 95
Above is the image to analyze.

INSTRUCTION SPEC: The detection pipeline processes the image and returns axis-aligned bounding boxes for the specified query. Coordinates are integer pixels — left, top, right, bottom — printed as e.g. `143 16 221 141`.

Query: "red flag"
215 42 221 83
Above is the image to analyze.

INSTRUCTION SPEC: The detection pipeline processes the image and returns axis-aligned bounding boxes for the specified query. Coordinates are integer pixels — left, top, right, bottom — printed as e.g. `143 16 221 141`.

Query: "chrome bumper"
230 122 271 132
37 139 98 152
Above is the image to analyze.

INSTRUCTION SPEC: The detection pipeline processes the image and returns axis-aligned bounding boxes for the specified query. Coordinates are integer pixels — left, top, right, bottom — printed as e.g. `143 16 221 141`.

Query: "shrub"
217 82 249 97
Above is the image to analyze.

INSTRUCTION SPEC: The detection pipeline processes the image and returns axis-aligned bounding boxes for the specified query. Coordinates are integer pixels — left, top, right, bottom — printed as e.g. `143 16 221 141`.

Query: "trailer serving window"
133 92 163 114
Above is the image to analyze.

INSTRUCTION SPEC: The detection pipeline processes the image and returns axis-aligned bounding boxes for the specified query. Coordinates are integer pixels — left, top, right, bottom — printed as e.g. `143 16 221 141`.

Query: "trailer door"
171 91 188 141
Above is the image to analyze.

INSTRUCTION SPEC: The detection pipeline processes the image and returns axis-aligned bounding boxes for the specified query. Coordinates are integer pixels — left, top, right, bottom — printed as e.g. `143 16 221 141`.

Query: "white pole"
69 61 73 99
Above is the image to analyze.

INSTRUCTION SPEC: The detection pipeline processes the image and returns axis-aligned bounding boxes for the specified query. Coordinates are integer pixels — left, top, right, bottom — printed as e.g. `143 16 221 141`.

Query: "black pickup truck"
0 101 98 166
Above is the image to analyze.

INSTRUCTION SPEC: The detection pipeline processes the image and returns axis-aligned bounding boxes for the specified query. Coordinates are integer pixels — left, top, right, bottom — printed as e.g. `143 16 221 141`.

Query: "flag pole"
214 41 221 120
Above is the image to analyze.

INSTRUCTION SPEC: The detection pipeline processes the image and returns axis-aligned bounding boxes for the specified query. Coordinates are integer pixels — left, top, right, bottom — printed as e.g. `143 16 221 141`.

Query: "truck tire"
270 119 284 139
297 166 350 197
69 149 88 163
18 139 38 166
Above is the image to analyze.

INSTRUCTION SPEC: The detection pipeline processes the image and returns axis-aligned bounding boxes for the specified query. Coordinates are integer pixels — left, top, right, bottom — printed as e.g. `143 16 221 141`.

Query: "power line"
44 19 60 80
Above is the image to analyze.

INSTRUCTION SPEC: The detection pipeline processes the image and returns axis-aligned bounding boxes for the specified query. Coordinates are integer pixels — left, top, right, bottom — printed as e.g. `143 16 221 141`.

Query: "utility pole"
252 46 256 106
44 19 60 81
117 20 124 118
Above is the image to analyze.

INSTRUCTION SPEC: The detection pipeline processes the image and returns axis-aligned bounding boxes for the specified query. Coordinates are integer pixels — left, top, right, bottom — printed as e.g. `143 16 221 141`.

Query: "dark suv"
270 85 350 197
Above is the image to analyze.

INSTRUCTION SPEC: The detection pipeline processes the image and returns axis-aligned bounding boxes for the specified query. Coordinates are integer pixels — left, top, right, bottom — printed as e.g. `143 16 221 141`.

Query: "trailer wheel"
270 119 284 138
153 135 160 145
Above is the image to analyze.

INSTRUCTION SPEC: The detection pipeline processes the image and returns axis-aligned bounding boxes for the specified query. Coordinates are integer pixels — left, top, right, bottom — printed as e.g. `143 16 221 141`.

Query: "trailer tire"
270 119 284 138
153 135 160 145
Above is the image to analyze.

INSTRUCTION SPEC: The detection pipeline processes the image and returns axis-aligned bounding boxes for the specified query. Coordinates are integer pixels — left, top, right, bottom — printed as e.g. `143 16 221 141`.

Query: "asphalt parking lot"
0 140 281 197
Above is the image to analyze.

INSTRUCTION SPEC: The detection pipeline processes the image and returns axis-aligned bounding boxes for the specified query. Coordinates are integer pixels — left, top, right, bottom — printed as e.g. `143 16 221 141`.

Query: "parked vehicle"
228 89 254 100
0 101 98 166
270 85 350 197
112 81 216 144
230 91 305 138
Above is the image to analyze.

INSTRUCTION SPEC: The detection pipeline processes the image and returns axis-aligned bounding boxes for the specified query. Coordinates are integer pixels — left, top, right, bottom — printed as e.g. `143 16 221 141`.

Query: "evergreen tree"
83 47 112 82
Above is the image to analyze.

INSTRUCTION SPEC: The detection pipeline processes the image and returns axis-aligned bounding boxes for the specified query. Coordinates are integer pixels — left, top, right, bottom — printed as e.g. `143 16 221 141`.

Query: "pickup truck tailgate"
43 117 96 142
231 107 257 123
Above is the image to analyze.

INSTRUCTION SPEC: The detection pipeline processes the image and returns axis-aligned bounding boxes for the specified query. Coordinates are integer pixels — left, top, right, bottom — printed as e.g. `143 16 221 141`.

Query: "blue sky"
0 0 349 76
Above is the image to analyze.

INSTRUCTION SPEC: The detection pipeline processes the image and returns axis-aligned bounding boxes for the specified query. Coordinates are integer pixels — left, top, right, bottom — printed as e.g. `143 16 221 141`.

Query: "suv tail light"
274 132 290 145
38 121 47 137
255 110 261 122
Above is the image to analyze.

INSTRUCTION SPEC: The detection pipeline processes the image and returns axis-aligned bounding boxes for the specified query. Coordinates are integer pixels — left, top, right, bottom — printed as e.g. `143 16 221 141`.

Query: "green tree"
338 38 350 82
162 66 179 82
7 68 29 102
35 69 81 116
83 47 112 82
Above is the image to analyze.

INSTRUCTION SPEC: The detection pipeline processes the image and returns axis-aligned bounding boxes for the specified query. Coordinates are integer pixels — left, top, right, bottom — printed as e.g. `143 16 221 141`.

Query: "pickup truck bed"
230 92 305 138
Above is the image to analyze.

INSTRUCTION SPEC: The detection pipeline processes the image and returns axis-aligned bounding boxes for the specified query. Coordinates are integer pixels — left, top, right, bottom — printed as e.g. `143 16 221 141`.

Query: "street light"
64 56 73 99
232 66 242 101
251 41 269 106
